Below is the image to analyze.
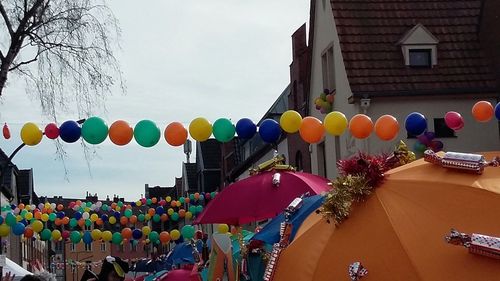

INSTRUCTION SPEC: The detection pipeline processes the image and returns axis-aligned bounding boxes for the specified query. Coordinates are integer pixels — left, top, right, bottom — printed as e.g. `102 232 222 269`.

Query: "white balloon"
82 212 90 220
38 203 44 210
14 208 20 214
50 203 56 210
31 205 36 210
95 201 102 208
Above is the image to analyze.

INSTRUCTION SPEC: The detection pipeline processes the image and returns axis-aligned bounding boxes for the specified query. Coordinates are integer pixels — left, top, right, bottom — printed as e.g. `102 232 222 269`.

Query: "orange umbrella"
273 152 500 281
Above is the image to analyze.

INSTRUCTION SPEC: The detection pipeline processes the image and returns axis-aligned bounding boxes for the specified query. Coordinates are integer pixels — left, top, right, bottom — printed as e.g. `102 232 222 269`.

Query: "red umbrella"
194 171 330 225
158 268 201 281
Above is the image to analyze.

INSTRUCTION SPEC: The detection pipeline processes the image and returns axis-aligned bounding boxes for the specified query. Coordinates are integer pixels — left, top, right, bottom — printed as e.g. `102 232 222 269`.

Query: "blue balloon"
74 212 82 220
495 102 500 120
199 195 204 201
12 222 25 235
0 216 4 225
10 204 16 210
21 219 28 226
59 120 81 143
405 112 427 136
83 231 92 244
113 211 121 219
236 118 257 139
156 206 164 215
57 212 65 219
259 119 282 143
130 202 136 207
132 229 143 240
100 214 108 222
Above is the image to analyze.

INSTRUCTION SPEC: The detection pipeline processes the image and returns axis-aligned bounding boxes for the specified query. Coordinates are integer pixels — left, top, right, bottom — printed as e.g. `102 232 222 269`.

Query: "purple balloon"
431 140 444 152
424 131 435 140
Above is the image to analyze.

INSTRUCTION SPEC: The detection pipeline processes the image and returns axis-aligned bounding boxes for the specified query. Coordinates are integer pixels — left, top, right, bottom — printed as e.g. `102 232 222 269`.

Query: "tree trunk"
0 61 8 97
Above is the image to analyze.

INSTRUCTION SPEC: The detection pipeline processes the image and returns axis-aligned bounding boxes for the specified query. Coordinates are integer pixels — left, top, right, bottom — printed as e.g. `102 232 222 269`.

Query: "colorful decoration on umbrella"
348 262 368 281
2 123 10 139
424 150 500 174
445 228 500 260
314 89 334 114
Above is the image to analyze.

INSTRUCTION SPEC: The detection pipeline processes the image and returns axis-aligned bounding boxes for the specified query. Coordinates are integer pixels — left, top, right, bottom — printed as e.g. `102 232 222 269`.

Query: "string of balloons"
3 101 498 147
0 193 217 245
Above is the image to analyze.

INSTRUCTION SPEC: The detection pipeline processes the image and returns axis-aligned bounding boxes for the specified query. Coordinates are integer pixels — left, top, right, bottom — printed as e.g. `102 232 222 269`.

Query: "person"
83 256 129 281
19 276 42 281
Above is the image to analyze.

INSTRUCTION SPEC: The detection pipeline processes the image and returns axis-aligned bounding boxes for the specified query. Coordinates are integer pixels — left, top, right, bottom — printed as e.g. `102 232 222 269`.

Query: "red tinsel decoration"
336 153 391 188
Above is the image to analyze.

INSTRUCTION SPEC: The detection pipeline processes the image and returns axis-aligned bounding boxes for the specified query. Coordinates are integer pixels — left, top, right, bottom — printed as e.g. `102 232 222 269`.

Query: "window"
84 243 92 252
70 243 76 252
321 46 335 92
434 118 456 138
317 142 327 177
409 49 431 68
55 242 63 252
100 242 106 252
295 151 303 171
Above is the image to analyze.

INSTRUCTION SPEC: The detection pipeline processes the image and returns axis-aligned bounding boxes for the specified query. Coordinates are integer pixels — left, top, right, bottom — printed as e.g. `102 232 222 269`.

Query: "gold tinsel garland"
320 141 415 225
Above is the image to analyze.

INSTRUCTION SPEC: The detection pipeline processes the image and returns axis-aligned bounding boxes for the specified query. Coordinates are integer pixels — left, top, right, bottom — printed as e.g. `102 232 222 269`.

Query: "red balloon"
44 123 60 139
2 123 10 139
24 227 34 238
62 230 70 239
121 228 132 239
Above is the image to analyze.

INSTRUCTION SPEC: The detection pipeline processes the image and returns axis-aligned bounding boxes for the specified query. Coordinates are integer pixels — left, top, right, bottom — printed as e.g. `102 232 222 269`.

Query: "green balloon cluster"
212 118 235 143
82 117 108 144
134 120 160 148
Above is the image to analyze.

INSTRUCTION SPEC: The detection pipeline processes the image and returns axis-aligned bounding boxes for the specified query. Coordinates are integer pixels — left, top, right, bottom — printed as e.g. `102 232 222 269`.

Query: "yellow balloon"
144 214 151 221
52 230 61 240
185 212 193 220
324 111 348 136
102 230 112 242
136 201 142 207
280 110 303 133
41 213 49 222
31 220 43 233
189 117 212 141
25 212 33 221
84 207 90 212
25 205 31 211
142 226 151 236
44 203 51 209
167 208 174 216
166 196 172 203
20 122 43 146
175 201 181 207
109 216 117 225
170 229 181 241
90 213 98 222
91 229 102 240
217 224 229 234
0 224 9 237
16 215 22 222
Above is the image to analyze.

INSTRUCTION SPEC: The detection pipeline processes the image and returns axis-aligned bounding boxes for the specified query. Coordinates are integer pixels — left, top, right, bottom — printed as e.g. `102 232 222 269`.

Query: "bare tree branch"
0 50 4 61
9 57 38 71
0 3 14 35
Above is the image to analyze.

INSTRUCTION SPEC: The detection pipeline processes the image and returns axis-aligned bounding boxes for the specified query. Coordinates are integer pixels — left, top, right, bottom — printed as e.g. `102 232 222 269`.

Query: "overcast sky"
0 1 310 201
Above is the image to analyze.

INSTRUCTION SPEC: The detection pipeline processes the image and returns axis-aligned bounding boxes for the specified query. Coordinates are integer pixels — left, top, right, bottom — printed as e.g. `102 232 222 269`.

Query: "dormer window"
398 23 439 68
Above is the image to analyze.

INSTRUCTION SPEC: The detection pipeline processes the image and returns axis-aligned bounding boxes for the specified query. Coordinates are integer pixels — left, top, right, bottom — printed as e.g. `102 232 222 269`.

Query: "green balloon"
70 231 81 243
134 120 160 148
189 206 196 214
181 225 195 240
212 118 235 143
20 210 28 217
124 209 132 218
69 218 78 228
49 213 57 222
171 212 179 221
41 229 52 241
85 219 92 227
86 202 92 208
112 232 122 245
146 199 152 205
102 204 108 211
179 197 185 204
138 214 145 222
5 213 16 226
195 205 203 214
153 214 160 223
148 231 159 242
82 117 108 145
117 201 124 207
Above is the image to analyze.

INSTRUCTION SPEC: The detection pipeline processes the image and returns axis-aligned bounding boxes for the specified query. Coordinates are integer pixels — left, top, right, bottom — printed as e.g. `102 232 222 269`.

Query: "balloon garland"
5 101 497 147
0 193 216 245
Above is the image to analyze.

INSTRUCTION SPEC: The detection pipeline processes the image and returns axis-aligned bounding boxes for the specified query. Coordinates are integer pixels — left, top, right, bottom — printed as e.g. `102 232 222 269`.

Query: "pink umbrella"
158 269 200 281
194 171 330 225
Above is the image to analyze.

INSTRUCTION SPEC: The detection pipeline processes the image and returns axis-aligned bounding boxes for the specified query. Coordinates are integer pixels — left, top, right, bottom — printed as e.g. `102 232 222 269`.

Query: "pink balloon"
444 111 464 131
62 230 70 239
44 123 60 139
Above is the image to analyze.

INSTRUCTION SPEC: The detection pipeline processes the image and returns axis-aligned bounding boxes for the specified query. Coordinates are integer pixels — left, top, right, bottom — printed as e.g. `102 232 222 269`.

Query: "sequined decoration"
445 228 500 259
424 150 500 174
348 262 368 281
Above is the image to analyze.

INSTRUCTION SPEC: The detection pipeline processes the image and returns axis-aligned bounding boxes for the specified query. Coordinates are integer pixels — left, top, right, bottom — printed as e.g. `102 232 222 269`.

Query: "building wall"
64 240 111 281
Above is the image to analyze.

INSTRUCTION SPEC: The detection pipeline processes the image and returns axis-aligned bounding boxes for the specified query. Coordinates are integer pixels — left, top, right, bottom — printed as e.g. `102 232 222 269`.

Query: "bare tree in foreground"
0 0 123 118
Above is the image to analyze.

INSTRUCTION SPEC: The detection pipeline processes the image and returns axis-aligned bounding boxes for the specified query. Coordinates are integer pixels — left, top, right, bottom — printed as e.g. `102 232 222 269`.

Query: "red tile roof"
330 0 498 97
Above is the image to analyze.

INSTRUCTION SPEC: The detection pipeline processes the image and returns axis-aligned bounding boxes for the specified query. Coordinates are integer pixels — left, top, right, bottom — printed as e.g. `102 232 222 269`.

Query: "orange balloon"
18 204 25 210
194 193 200 200
57 204 64 211
121 227 132 239
62 217 70 225
24 227 34 238
129 215 137 224
148 208 155 216
55 218 62 226
76 200 82 206
159 231 171 244
374 115 399 141
34 211 41 220
111 203 117 210
109 120 134 146
472 101 494 122
164 122 188 147
78 219 85 227
349 114 373 139
299 117 325 144
170 201 177 208
151 197 158 204
160 214 168 222
120 216 128 226
184 198 190 204
96 218 103 226
179 209 186 218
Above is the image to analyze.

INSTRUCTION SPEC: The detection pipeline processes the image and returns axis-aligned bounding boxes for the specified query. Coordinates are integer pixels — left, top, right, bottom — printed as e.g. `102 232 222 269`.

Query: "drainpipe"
360 98 371 153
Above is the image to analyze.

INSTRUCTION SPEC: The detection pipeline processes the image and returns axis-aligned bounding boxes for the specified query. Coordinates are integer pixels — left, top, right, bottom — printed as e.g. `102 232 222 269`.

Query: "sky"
0 1 310 201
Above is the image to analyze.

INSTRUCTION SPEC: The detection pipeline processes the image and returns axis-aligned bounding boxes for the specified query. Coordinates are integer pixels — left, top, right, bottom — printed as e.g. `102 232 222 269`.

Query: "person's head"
19 275 43 281
98 256 129 281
